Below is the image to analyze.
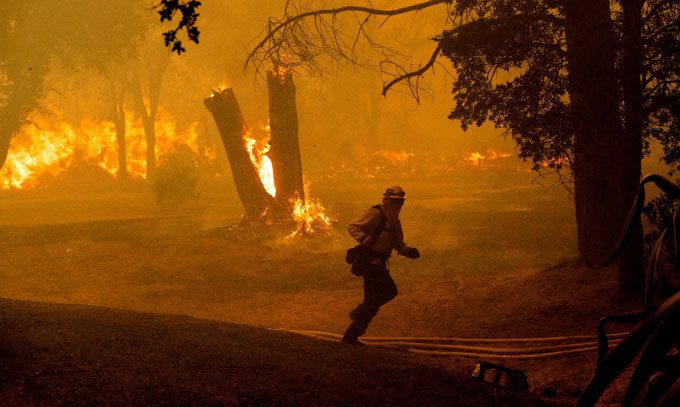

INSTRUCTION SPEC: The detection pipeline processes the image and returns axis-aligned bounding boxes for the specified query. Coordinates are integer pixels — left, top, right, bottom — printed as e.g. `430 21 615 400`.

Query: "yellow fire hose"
275 328 627 360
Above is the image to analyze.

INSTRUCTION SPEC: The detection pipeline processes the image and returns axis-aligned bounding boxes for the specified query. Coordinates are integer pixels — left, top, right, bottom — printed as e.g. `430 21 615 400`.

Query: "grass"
1 170 634 403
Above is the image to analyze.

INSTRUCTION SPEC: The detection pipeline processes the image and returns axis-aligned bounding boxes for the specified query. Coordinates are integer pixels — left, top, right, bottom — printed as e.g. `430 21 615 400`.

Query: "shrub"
151 145 199 205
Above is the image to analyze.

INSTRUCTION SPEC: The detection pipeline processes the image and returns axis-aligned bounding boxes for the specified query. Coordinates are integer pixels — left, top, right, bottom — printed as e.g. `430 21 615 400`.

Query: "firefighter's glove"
407 247 420 259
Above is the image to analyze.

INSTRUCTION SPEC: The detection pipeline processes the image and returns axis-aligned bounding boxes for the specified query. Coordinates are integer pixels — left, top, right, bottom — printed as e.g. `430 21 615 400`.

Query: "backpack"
345 205 387 275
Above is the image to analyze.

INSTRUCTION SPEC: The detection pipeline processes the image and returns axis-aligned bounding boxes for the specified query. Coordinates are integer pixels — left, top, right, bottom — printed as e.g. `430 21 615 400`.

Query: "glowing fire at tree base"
286 184 335 239
242 126 334 238
205 77 334 240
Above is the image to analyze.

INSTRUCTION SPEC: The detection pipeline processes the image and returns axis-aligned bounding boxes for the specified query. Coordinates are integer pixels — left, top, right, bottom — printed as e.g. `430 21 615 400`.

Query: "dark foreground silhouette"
0 298 552 406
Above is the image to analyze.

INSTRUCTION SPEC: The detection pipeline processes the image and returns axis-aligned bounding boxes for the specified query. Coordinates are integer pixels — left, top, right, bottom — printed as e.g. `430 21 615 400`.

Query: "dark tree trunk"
205 88 276 219
131 64 165 182
142 116 156 180
565 0 643 294
0 131 10 170
619 0 645 295
114 97 128 182
267 70 305 209
0 87 39 171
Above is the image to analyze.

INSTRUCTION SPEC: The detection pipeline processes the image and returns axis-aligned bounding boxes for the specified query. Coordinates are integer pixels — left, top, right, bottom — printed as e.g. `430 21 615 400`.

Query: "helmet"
382 185 406 200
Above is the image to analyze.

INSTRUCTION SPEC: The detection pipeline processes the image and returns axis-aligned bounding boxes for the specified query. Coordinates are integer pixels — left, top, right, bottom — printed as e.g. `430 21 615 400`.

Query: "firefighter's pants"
345 263 397 339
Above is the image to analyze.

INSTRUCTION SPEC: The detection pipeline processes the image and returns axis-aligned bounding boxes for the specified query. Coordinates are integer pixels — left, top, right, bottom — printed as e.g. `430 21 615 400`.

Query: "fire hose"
274 329 629 360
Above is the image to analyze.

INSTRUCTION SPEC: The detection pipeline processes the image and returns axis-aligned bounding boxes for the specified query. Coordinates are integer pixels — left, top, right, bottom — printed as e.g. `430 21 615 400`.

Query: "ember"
373 149 413 167
465 152 486 167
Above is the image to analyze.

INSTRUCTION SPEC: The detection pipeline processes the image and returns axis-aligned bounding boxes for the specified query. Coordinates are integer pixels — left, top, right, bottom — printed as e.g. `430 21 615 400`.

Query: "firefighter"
342 185 420 344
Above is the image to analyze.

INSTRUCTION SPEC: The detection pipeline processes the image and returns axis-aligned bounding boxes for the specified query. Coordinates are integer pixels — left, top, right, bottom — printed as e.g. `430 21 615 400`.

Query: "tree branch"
244 0 452 70
381 42 443 99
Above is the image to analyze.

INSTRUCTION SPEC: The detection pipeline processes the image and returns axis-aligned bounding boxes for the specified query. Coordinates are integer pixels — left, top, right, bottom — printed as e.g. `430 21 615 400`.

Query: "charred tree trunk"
565 0 643 294
131 62 166 182
142 115 156 180
267 70 305 209
205 88 275 219
0 104 21 171
0 130 11 170
114 97 128 182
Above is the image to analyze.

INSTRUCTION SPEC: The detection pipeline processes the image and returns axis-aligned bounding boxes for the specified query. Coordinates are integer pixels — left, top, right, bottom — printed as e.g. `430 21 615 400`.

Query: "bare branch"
381 42 442 98
244 0 452 70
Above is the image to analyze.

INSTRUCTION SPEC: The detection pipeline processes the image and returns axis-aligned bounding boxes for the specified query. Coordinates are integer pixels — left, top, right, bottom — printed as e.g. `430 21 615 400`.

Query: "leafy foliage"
440 1 571 173
642 0 680 172
440 0 679 175
642 193 680 293
156 0 202 54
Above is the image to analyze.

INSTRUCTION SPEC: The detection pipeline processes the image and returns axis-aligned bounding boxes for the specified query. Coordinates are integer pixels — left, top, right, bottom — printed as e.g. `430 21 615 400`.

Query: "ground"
0 298 552 406
0 171 640 405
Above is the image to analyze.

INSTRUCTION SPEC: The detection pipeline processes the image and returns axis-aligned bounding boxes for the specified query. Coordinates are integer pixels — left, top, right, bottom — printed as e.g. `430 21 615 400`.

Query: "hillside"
0 298 552 406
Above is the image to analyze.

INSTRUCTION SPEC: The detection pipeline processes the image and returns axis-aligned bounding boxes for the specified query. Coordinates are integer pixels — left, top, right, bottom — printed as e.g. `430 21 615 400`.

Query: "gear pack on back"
345 205 388 275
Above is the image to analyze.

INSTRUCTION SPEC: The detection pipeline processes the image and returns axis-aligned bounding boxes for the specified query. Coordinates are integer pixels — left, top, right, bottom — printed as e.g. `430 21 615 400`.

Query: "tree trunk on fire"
131 61 167 182
565 0 643 294
110 78 129 182
114 96 129 182
205 88 276 219
267 70 305 210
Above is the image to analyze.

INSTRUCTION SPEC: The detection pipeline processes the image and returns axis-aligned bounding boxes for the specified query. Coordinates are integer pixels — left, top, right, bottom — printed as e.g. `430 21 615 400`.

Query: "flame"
0 115 78 189
373 149 413 166
541 156 567 169
210 80 231 96
486 148 513 160
239 123 333 236
243 126 276 197
0 108 214 189
465 152 486 166
286 180 334 238
271 56 293 83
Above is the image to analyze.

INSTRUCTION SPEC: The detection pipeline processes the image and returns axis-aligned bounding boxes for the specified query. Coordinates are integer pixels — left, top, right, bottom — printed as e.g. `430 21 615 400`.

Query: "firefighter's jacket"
347 205 411 265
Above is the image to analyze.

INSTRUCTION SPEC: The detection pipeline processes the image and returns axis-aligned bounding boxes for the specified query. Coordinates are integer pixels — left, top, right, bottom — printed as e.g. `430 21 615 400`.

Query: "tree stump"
204 88 275 219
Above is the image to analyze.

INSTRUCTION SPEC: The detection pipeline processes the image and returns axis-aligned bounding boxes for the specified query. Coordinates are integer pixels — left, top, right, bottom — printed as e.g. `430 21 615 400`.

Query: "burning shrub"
151 145 199 205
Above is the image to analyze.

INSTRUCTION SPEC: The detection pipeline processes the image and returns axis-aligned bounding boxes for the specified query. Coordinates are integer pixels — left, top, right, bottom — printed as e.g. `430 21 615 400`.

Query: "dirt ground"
0 172 639 404
0 298 555 406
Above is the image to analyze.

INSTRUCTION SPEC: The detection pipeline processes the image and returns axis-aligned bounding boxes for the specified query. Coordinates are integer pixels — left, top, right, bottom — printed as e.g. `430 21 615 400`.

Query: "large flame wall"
0 108 216 190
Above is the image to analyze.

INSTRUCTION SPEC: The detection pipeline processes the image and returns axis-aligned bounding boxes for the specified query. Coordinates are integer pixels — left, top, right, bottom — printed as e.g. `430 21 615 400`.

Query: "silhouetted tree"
130 38 171 180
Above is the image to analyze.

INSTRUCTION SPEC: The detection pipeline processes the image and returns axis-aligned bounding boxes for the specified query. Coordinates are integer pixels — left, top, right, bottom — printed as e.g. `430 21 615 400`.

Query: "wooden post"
204 88 275 219
267 70 305 209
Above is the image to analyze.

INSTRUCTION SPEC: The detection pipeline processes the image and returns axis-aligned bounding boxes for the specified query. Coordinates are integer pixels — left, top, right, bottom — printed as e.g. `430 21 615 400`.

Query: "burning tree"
204 87 276 219
204 71 332 237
